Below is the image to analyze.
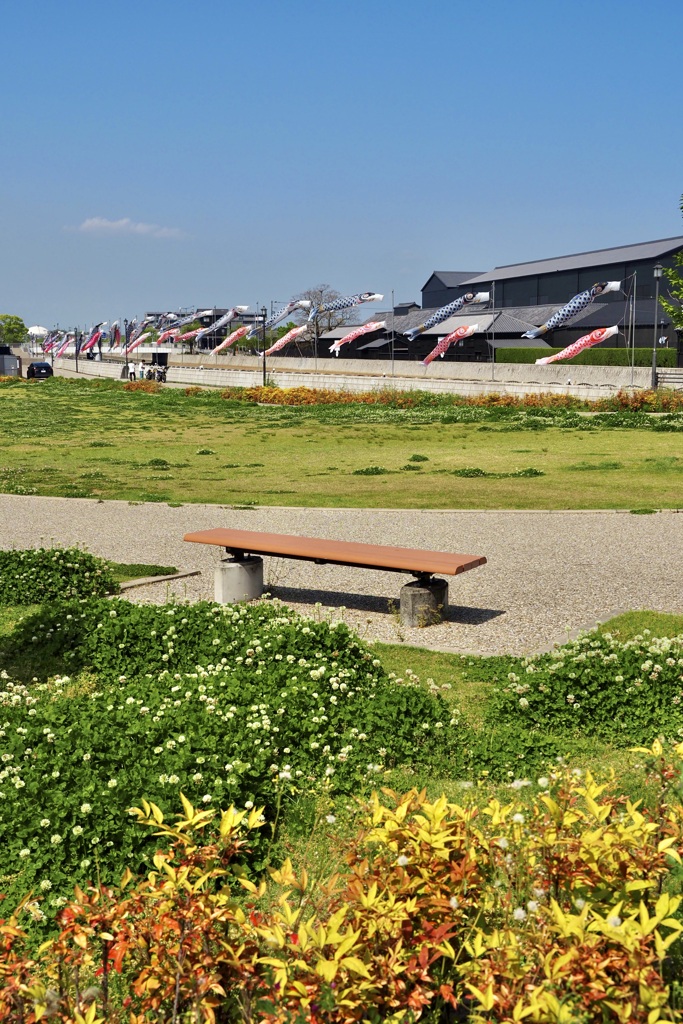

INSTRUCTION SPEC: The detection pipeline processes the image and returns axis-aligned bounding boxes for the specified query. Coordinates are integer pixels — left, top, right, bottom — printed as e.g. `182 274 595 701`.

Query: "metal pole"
490 281 496 381
629 274 636 389
391 289 395 377
262 306 267 386
652 265 663 390
75 328 79 374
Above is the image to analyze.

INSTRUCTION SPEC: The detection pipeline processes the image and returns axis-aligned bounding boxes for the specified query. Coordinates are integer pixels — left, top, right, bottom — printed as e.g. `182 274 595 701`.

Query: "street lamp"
261 306 268 387
652 264 663 390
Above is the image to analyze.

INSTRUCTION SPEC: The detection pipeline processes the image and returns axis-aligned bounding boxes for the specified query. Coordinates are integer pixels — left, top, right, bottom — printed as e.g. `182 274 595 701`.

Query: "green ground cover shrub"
496 346 677 366
486 629 683 745
0 547 117 605
0 599 457 916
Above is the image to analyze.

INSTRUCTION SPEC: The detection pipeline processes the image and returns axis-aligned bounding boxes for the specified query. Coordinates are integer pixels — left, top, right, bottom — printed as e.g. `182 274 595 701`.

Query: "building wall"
497 256 676 307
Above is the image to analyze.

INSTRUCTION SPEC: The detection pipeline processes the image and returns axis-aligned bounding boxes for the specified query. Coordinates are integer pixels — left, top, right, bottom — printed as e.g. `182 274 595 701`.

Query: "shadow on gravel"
267 585 505 625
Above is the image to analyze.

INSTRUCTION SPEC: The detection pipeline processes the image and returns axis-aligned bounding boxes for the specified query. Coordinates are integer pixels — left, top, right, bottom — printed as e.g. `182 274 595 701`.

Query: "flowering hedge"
2 744 683 1022
0 599 457 918
487 628 683 745
0 548 117 605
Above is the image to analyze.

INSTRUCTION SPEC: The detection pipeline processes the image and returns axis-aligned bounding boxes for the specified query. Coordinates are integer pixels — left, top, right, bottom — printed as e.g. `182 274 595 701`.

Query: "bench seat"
183 527 486 578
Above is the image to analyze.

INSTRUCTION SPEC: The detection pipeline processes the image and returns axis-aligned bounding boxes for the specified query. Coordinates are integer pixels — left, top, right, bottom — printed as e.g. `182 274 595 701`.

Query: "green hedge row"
495 347 677 366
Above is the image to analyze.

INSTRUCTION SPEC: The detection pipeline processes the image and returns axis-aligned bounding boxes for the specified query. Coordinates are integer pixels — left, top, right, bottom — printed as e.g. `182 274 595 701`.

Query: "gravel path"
2 494 683 656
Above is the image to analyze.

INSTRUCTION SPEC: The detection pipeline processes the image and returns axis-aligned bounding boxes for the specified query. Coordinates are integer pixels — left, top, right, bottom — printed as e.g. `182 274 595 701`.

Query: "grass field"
2 378 683 508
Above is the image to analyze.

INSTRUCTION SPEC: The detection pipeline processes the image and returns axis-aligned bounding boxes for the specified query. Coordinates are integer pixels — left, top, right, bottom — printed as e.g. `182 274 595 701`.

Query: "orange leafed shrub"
2 744 683 1023
122 380 161 394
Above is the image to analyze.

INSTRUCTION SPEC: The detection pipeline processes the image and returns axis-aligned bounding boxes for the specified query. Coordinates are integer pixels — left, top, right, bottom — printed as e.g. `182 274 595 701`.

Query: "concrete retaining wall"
53 356 651 399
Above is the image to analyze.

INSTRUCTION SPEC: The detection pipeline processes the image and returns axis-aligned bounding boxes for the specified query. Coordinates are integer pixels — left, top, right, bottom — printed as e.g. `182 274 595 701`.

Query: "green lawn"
2 378 683 508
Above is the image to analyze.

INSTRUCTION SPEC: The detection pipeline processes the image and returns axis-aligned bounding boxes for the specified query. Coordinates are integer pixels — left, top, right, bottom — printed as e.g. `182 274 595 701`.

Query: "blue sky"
2 0 682 327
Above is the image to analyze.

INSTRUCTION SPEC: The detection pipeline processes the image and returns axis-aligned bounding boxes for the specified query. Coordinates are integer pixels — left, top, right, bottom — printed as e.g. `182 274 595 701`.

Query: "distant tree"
660 195 683 332
0 315 27 347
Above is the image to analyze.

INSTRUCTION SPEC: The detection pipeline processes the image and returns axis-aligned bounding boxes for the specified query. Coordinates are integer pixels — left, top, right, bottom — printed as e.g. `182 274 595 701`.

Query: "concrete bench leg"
400 577 448 627
215 556 263 604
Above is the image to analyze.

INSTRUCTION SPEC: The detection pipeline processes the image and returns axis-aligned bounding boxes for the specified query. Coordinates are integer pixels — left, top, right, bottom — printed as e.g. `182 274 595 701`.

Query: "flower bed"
487 628 683 744
0 547 117 605
0 599 457 915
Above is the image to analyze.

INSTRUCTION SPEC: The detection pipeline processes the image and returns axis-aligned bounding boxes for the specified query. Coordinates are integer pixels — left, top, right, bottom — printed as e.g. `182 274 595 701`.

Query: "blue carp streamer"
405 292 489 342
196 307 249 345
308 292 383 322
247 299 312 340
522 282 621 339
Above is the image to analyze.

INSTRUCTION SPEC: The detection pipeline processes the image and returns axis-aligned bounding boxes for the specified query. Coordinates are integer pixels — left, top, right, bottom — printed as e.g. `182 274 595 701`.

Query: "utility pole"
262 306 268 386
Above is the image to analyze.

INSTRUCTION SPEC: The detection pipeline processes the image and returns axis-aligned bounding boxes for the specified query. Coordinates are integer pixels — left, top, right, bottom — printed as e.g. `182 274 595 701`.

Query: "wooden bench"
184 527 486 626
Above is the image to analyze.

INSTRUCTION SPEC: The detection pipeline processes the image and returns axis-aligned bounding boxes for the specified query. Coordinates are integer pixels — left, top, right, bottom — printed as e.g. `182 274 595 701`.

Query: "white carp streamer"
264 324 308 356
247 299 312 339
405 293 489 342
196 306 249 345
535 325 620 364
211 326 249 354
422 323 478 366
329 321 386 357
522 282 621 339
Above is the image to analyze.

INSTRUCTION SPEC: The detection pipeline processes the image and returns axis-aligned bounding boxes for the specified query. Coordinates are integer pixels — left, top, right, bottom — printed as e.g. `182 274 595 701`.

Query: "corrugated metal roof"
424 313 494 335
459 236 683 285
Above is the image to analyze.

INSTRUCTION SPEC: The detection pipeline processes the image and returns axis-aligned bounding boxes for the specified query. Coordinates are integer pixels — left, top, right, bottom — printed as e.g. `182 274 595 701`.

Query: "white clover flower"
82 753 91 762
19 848 30 858
202 794 212 803
51 770 60 779
325 814 336 824
107 779 117 788
279 770 292 780
527 900 539 913
397 855 409 867
51 834 62 845
449 896 459 910
80 803 91 814
513 908 527 921
245 800 254 809
574 898 586 910
40 880 52 891
607 915 622 928
153 746 163 754
168 774 179 784
496 838 509 850
192 773 203 783
512 813 525 824
537 777 549 789
72 825 84 837
40 818 50 828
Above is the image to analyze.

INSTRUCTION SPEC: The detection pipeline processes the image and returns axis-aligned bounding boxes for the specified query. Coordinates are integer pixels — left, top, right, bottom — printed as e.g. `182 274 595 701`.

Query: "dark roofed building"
459 236 683 306
421 270 482 309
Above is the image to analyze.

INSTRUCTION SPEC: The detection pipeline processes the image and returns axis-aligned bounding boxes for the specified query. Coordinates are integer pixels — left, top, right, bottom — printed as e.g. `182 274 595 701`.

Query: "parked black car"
26 362 54 380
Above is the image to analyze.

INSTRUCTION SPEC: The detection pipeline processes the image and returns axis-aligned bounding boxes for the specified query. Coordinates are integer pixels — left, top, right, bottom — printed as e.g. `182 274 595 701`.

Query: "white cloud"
77 216 183 239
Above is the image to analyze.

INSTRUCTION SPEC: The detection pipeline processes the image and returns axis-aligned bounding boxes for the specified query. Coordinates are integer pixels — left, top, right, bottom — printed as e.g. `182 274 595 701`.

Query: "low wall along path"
53 354 654 400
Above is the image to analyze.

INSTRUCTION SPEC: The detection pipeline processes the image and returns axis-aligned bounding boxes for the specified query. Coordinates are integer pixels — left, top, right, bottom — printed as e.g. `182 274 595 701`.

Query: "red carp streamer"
176 328 203 341
127 332 151 353
535 325 619 364
329 321 386 357
422 324 478 366
211 326 249 354
265 324 307 356
156 328 180 344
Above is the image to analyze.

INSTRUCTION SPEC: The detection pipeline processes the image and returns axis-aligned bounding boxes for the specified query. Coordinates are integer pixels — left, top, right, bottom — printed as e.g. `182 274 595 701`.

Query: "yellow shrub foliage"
2 742 683 1023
